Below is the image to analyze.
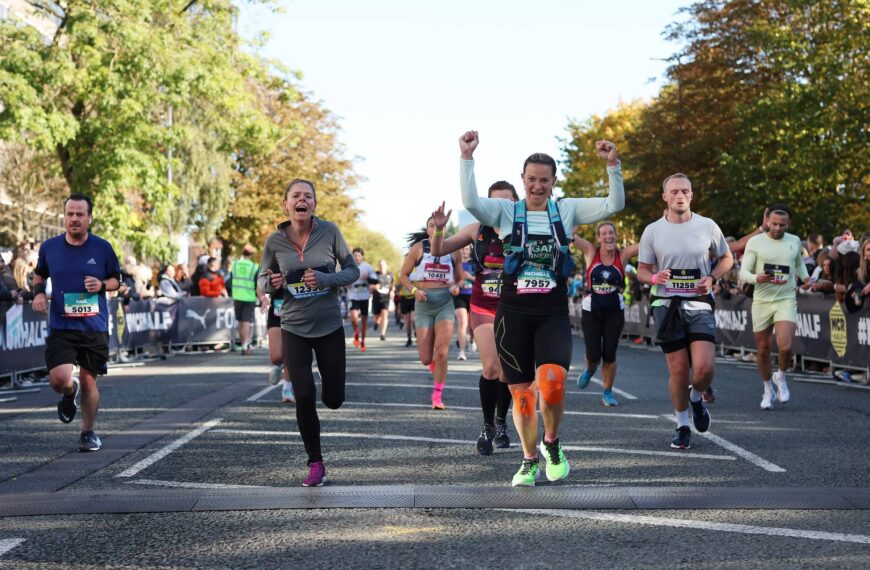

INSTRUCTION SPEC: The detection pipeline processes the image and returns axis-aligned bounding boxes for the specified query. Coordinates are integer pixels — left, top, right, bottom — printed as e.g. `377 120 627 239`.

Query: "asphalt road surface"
1 323 868 569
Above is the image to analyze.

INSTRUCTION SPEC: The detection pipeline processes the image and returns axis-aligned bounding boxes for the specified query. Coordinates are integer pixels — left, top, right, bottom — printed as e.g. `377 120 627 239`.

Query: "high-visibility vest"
231 258 258 302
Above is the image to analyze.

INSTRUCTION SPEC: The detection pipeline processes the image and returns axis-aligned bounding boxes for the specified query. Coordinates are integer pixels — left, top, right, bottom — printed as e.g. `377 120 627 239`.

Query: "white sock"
283 380 293 388
763 379 773 393
675 409 690 427
689 387 702 403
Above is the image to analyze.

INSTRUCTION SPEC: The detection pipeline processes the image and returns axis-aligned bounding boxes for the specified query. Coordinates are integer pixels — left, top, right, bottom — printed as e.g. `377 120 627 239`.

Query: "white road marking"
590 377 638 400
339 400 661 420
127 478 268 490
663 415 786 473
507 509 870 545
247 384 280 402
212 429 735 460
116 418 224 478
0 539 25 556
345 381 603 396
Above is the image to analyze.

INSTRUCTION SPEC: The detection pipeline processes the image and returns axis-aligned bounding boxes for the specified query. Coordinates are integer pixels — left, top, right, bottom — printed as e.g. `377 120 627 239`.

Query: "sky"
236 0 690 251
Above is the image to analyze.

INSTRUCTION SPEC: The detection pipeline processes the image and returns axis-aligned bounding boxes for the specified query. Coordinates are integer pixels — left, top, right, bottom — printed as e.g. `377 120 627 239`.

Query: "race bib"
64 293 99 318
664 268 701 295
763 263 790 285
592 283 618 295
285 267 329 300
481 272 502 298
517 266 556 295
422 262 450 283
272 298 284 316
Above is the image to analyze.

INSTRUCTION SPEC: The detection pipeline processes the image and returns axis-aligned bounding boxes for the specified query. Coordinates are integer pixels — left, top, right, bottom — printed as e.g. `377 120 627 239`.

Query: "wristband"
433 229 444 237
411 286 418 295
33 282 46 296
651 274 659 285
99 281 107 294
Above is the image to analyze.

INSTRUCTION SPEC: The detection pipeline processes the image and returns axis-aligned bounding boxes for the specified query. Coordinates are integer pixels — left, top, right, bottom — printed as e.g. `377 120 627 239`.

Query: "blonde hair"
858 238 870 283
662 172 692 192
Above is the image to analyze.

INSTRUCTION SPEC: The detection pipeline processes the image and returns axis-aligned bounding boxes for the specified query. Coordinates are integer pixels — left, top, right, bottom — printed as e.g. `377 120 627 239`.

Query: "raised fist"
595 140 618 166
459 131 479 160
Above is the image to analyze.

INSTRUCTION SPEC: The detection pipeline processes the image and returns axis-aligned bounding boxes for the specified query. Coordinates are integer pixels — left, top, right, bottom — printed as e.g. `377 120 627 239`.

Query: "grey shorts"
414 288 455 330
652 304 716 353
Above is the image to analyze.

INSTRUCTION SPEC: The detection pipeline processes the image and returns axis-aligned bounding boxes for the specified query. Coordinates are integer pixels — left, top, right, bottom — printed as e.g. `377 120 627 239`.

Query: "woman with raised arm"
398 217 465 410
459 130 624 486
430 180 519 455
572 222 639 406
257 178 359 488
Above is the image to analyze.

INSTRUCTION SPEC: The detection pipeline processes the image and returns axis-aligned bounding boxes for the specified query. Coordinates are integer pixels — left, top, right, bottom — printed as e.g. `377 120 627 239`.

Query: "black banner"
0 302 50 375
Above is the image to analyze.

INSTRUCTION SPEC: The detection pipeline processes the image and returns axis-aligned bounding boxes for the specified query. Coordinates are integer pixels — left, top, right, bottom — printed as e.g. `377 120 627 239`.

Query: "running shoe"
457 351 467 361
360 342 366 353
268 365 282 386
281 383 296 404
538 439 570 482
302 461 326 487
511 459 540 487
476 423 495 456
702 387 716 403
469 342 477 353
671 426 691 449
760 389 774 410
353 334 360 347
494 421 510 448
690 399 711 432
241 348 254 356
380 334 386 341
576 368 592 389
431 391 445 410
405 338 412 347
601 389 618 407
772 370 790 403
57 377 80 424
79 430 102 452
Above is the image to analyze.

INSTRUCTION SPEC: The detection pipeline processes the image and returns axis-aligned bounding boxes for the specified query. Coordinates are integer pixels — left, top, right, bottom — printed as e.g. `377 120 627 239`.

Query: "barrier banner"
120 299 177 348
0 302 49 375
174 297 237 345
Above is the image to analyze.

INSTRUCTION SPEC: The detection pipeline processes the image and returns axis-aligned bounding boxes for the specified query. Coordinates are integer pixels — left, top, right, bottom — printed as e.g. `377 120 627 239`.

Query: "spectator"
804 232 824 272
117 256 141 303
809 251 835 294
0 256 17 292
190 258 207 296
175 263 193 295
198 257 227 297
834 250 860 304
158 264 186 299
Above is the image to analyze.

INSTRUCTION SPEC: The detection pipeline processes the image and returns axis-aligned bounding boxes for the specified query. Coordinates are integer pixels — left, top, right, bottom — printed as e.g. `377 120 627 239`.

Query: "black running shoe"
494 421 510 448
405 338 412 347
380 334 386 341
476 424 495 456
690 399 711 433
79 430 102 452
57 377 80 424
671 426 691 449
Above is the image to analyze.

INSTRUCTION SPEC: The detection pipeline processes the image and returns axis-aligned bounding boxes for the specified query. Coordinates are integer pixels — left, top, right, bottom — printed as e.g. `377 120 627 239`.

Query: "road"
1 324 868 569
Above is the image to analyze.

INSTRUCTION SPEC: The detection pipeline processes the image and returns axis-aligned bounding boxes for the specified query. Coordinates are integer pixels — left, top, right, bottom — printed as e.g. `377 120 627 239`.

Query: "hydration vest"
503 199 574 281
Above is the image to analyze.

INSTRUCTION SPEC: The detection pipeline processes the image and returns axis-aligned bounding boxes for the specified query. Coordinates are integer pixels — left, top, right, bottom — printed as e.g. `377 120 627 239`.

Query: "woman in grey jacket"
258 178 360 487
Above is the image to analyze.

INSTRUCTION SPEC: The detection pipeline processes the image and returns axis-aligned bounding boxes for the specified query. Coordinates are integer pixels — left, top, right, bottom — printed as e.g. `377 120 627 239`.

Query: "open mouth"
294 205 309 214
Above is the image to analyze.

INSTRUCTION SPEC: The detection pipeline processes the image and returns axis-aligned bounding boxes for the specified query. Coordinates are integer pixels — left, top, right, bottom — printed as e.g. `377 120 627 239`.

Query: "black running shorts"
45 329 110 376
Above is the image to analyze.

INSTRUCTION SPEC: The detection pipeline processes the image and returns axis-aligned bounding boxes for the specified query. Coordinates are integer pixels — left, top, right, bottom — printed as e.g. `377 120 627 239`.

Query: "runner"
430 180 519 455
738 204 811 410
459 130 624 485
258 281 295 404
347 247 377 352
397 282 416 347
636 173 733 450
231 244 259 355
453 245 474 361
573 221 639 406
257 178 359 487
372 259 395 341
31 193 122 452
398 219 465 410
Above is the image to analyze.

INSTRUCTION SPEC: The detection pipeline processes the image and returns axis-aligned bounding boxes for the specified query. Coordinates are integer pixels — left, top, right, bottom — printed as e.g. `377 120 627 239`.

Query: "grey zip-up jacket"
257 218 359 337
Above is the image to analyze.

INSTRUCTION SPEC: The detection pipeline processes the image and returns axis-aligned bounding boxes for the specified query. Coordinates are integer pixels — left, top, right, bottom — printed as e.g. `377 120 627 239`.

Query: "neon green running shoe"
538 439 570 482
511 459 540 487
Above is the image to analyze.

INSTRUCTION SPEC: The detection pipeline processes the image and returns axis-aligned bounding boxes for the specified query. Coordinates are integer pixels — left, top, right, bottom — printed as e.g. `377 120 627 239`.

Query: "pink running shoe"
302 461 326 487
427 362 435 374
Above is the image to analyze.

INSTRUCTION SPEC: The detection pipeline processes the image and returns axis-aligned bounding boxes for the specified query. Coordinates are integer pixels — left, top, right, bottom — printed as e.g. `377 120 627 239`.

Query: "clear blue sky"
237 0 690 250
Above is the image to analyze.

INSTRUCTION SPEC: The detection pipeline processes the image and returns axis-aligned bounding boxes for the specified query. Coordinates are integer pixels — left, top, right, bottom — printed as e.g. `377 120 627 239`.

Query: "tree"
0 0 276 258
0 143 67 245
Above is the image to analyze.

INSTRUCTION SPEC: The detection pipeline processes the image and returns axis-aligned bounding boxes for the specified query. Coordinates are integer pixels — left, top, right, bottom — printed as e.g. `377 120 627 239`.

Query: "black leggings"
282 327 346 464
580 307 625 364
494 309 572 384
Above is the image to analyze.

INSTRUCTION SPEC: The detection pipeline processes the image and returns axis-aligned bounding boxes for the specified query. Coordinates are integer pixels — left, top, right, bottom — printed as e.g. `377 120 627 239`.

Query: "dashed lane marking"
116 418 224 478
344 381 605 396
508 509 870 545
0 539 25 557
247 384 281 402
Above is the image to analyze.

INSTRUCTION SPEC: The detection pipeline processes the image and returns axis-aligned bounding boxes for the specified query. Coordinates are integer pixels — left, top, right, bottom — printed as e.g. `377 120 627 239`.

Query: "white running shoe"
457 351 467 361
469 342 477 353
772 370 790 403
760 389 774 410
281 383 296 403
268 365 282 385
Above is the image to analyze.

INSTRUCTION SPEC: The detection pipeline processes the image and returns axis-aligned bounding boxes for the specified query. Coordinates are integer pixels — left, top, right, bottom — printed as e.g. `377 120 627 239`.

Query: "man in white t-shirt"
637 173 734 450
347 247 378 352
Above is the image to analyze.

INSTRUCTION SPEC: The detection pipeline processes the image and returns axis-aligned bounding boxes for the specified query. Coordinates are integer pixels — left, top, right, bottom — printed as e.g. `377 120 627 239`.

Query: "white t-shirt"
638 213 729 311
347 261 376 301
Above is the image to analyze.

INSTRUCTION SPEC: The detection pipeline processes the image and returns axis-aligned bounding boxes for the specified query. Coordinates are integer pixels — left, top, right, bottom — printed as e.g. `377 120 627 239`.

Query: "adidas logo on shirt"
87 258 97 265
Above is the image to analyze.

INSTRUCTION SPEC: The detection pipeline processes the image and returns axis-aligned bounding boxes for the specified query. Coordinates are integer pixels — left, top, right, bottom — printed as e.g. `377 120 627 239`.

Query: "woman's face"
862 240 870 261
426 218 437 238
597 224 617 250
461 244 472 262
522 163 556 209
284 183 317 223
823 258 831 273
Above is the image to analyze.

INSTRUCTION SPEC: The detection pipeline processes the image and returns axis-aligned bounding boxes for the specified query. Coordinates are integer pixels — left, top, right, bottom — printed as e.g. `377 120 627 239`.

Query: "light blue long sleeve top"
460 159 625 238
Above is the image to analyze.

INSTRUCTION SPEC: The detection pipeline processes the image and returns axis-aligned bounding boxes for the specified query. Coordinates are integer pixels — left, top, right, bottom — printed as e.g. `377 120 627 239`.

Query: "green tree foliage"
561 0 869 241
0 0 275 257
219 75 365 255
342 223 402 272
